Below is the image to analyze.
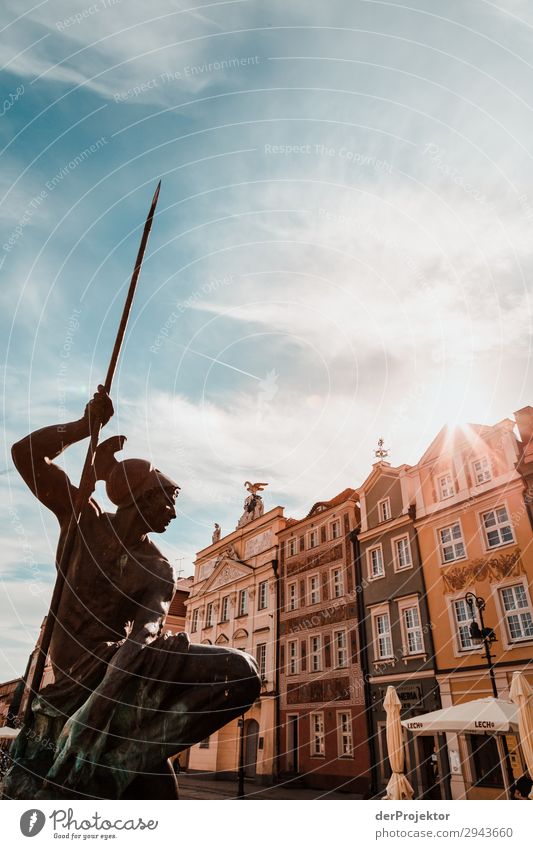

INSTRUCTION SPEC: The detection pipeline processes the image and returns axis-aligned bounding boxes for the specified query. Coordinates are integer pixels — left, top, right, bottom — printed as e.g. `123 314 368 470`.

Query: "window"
438 473 454 500
452 598 475 650
401 604 424 655
372 610 393 660
438 522 466 563
500 585 533 642
199 737 210 749
338 712 353 757
368 545 384 579
220 596 230 622
257 643 267 679
258 580 268 610
287 582 298 612
191 608 199 632
287 639 298 675
393 536 412 571
482 506 514 549
331 519 341 540
372 610 393 659
473 456 492 485
238 589 248 617
309 528 319 548
310 713 325 756
308 575 320 605
205 602 214 628
333 629 348 668
310 635 322 671
288 538 297 557
378 498 391 522
331 567 344 598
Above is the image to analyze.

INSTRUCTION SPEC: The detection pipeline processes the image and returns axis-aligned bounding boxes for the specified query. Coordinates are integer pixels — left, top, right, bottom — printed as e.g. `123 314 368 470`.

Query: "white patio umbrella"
509 672 533 795
384 685 414 800
0 727 19 739
401 697 519 735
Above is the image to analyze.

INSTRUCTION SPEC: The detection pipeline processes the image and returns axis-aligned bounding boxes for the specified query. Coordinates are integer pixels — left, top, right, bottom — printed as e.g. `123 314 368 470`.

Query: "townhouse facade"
278 488 370 793
355 460 442 799
184 505 287 783
409 419 533 799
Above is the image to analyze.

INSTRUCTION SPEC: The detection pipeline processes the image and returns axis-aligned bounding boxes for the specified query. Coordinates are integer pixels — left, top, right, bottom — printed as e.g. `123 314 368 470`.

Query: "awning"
401 697 519 734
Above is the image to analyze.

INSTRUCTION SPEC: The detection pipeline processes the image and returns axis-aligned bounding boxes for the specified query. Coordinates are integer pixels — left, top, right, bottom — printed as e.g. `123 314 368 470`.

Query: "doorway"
286 714 299 772
244 719 260 778
416 735 442 799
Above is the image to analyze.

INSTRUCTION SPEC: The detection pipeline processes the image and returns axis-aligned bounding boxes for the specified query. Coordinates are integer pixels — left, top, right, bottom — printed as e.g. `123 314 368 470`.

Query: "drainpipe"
273 557 281 782
350 527 379 797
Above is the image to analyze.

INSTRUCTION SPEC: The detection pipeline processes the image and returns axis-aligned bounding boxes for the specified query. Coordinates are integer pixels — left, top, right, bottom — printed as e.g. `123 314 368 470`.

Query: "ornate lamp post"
464 593 498 698
237 715 245 798
464 592 515 794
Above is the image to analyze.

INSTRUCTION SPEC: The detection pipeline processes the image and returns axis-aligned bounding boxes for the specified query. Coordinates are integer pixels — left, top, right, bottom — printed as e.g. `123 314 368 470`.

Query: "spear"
20 181 162 730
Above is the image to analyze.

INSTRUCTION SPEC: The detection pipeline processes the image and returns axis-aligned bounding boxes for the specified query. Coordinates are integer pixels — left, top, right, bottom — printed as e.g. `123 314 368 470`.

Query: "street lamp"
464 593 498 698
237 715 245 798
464 592 514 795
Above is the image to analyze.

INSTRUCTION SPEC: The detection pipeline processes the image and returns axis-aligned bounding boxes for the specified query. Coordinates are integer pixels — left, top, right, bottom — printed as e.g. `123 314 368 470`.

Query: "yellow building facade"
184 506 287 784
409 418 533 798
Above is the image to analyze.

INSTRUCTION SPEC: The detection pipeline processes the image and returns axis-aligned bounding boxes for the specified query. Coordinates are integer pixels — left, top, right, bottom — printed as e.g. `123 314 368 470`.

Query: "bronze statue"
4 388 260 800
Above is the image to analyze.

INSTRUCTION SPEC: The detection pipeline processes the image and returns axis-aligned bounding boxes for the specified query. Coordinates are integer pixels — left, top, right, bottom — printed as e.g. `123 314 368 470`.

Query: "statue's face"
134 487 177 533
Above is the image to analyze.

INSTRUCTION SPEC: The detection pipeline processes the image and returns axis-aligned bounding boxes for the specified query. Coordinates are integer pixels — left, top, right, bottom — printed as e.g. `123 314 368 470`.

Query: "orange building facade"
408 417 533 798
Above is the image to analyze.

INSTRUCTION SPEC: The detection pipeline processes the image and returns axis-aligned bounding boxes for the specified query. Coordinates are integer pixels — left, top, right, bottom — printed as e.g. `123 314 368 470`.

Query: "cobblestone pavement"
177 773 364 800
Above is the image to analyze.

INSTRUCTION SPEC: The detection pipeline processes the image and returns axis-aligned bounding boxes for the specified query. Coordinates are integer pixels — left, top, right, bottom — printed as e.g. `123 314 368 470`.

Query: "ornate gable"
202 557 253 593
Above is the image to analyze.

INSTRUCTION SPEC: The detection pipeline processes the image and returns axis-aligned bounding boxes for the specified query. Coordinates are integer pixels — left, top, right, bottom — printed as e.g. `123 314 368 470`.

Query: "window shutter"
321 525 327 543
322 572 328 600
299 536 305 552
280 644 285 667
324 635 331 668
301 640 307 671
350 630 358 663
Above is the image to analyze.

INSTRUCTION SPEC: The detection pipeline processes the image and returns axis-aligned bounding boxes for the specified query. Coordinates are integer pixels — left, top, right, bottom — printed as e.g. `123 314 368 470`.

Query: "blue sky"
1 0 533 679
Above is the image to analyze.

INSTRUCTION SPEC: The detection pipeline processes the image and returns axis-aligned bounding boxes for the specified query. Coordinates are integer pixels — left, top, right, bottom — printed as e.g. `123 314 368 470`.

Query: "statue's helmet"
93 436 180 509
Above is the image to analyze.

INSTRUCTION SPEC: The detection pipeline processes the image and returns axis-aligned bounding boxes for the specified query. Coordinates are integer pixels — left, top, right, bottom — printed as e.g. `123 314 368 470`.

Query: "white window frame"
220 595 230 622
288 538 297 557
308 574 320 605
256 642 267 679
287 581 298 612
287 639 298 675
238 588 248 617
330 567 344 599
337 711 353 758
370 604 393 660
397 596 425 656
472 456 492 485
438 472 455 500
310 712 325 757
333 628 348 668
330 519 341 540
258 580 268 610
205 602 214 628
309 528 319 549
367 544 385 580
480 504 515 551
191 608 199 632
437 520 467 564
378 497 391 522
497 582 533 644
391 533 413 572
449 594 477 653
309 634 322 672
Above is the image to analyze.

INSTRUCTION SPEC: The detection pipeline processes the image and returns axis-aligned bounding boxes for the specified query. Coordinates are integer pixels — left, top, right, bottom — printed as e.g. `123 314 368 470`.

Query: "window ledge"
401 653 427 664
